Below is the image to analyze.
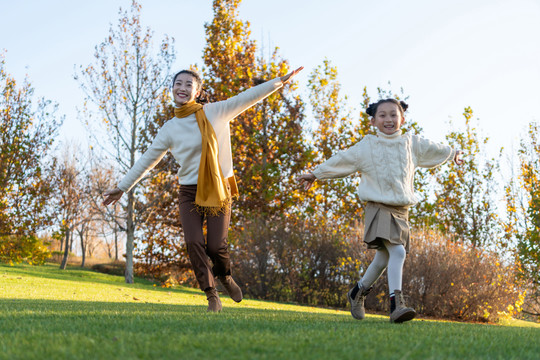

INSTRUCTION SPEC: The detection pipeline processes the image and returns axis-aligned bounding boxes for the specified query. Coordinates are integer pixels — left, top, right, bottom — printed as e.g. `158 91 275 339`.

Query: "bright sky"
1 0 539 164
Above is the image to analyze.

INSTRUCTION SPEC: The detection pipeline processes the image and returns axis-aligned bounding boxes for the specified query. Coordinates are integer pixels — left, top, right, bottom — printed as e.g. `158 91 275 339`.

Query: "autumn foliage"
0 235 51 265
1 0 538 323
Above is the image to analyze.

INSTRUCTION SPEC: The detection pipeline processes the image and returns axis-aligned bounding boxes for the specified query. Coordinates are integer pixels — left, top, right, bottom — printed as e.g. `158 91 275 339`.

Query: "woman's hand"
454 150 464 166
297 173 316 191
281 66 304 84
102 187 124 206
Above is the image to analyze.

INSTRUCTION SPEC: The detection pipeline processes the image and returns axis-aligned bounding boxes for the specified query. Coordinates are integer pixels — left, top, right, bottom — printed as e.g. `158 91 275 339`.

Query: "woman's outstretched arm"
281 66 303 84
102 187 124 206
204 66 304 123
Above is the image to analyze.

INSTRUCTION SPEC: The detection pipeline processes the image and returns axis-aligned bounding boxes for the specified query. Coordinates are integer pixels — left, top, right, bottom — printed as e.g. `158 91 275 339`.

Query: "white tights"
359 240 406 294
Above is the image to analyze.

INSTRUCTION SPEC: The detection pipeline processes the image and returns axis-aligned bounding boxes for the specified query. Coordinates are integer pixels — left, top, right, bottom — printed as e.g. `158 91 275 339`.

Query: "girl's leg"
383 240 415 322
383 240 406 293
360 246 390 288
348 246 389 320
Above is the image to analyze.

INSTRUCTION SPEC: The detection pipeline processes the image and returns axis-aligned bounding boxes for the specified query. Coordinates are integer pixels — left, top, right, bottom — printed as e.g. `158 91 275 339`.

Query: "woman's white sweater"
118 78 283 193
312 130 456 207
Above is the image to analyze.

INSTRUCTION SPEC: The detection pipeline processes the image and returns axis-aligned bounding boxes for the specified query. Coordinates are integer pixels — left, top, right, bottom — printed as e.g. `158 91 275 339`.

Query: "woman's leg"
206 208 232 278
178 186 215 291
207 208 242 302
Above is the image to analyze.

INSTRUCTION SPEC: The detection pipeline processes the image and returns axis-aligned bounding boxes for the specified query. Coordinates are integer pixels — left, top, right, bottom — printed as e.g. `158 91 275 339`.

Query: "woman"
103 66 303 312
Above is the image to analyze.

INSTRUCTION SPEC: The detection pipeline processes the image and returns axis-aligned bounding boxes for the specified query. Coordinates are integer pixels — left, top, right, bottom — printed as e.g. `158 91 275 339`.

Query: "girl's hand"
454 150 464 165
297 173 316 191
281 66 304 84
102 187 124 206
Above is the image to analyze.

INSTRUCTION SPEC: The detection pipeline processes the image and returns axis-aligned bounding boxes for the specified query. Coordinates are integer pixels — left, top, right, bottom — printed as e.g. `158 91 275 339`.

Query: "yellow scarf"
174 101 237 215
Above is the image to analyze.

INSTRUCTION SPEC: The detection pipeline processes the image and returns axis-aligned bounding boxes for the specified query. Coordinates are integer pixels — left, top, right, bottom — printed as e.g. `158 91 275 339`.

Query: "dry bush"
231 216 364 307
133 259 197 288
232 220 523 322
365 229 524 322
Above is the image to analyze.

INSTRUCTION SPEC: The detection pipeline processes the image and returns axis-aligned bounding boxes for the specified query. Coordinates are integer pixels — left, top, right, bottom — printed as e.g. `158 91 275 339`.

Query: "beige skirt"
363 202 411 252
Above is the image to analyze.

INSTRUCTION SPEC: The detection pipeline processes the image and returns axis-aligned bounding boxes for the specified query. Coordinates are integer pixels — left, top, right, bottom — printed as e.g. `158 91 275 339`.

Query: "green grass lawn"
1 263 539 360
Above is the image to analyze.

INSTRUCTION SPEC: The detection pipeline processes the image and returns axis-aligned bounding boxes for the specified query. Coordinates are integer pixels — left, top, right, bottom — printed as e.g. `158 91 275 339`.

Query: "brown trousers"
178 185 231 291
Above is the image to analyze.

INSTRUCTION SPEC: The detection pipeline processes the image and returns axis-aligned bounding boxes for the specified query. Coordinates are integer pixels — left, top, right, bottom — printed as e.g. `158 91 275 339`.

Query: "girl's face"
370 102 405 135
172 73 200 106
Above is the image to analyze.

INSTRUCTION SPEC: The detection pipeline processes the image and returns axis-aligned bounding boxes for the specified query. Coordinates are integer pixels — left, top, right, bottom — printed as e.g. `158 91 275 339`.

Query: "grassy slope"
0 264 539 360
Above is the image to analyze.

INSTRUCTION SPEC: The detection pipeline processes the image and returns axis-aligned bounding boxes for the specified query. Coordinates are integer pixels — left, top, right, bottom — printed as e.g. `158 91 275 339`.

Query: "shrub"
364 229 524 322
0 235 51 265
231 219 524 322
134 262 198 288
91 261 126 276
231 216 364 307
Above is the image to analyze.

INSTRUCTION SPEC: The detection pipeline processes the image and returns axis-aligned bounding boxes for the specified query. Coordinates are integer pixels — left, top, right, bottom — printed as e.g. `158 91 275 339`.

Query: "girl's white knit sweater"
312 130 456 207
118 78 283 193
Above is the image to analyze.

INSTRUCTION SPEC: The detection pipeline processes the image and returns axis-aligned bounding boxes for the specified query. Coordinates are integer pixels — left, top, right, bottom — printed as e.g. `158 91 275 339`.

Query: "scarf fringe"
193 197 232 216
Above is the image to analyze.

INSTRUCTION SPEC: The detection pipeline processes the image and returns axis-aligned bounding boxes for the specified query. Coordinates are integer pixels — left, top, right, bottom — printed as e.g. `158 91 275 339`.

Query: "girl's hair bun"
366 103 377 117
399 100 409 112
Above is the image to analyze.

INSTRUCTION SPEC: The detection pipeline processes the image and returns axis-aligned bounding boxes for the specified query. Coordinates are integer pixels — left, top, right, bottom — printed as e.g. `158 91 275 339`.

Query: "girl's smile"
370 102 405 135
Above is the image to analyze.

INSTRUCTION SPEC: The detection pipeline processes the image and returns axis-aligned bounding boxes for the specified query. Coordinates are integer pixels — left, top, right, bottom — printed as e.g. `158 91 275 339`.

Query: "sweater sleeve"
203 78 283 122
312 142 363 180
413 135 456 169
117 126 171 193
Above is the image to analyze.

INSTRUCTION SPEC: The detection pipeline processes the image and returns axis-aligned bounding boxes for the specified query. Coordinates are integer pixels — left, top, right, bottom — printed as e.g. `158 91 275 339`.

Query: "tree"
303 59 363 227
75 0 175 283
87 161 124 261
504 121 540 316
433 107 501 248
52 143 87 269
203 0 309 223
0 52 62 237
131 0 310 278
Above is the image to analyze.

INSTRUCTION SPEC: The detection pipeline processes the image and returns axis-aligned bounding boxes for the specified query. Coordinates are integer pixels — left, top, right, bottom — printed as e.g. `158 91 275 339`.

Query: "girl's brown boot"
347 283 372 320
390 290 416 323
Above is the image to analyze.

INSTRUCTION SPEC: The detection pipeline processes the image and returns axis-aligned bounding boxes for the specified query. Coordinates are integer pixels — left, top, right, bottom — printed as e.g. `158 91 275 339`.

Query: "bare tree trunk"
69 230 75 252
114 215 119 261
60 227 70 270
79 226 86 268
125 191 135 283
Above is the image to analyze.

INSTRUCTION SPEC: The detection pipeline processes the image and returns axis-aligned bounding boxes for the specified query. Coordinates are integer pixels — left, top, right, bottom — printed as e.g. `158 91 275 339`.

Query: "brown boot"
218 275 243 303
204 288 222 312
347 282 372 320
390 290 416 323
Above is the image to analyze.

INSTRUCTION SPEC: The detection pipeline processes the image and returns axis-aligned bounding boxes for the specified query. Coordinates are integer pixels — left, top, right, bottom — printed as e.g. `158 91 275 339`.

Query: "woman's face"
370 102 405 135
172 73 200 106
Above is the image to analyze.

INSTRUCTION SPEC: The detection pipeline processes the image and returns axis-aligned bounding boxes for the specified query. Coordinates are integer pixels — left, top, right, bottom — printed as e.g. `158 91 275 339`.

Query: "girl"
103 66 303 312
298 99 463 323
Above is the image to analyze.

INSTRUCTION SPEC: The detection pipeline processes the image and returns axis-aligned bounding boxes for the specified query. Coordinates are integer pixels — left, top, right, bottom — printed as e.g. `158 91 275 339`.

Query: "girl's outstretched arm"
297 173 316 191
454 150 464 165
